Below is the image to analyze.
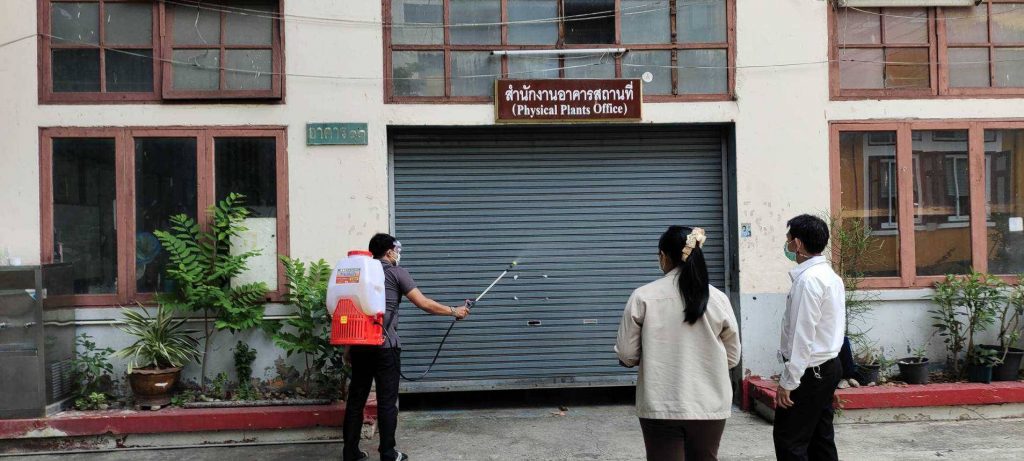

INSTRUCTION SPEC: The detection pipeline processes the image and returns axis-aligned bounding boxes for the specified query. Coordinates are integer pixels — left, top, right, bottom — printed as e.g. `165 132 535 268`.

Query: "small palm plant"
115 305 201 372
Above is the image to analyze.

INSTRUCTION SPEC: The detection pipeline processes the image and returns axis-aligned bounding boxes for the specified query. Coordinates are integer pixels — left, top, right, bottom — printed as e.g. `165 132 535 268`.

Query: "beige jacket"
615 270 741 420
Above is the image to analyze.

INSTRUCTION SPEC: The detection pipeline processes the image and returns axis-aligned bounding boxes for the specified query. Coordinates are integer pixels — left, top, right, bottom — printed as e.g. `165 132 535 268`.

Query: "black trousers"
343 346 401 461
773 358 842 461
639 418 727 461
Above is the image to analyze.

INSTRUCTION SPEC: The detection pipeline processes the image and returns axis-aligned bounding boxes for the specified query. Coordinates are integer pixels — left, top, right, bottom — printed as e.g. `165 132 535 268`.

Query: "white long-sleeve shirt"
615 270 741 420
778 256 846 391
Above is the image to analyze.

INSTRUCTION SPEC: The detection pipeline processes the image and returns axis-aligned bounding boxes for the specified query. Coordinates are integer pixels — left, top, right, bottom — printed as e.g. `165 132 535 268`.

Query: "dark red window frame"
383 0 737 104
39 126 290 307
38 0 285 104
830 1 1024 100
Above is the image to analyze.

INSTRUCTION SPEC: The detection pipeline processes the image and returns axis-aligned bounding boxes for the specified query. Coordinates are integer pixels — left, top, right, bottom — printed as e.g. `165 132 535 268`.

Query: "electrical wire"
846 5 1024 21
159 0 703 28
0 33 36 49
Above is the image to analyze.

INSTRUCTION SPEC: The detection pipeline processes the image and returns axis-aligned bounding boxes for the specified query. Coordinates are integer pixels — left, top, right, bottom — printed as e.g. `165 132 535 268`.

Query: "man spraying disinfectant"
341 233 470 461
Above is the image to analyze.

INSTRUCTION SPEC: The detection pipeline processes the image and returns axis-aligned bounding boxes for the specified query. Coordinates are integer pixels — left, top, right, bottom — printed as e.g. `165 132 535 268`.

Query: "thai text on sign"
494 79 642 123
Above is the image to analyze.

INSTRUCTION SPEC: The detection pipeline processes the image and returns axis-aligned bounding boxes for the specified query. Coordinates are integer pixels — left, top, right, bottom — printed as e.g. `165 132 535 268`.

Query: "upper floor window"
384 0 734 103
40 0 283 103
832 1 1024 98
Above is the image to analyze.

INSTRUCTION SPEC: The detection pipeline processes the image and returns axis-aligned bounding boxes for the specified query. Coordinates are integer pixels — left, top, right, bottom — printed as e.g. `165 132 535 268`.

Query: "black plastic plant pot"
979 345 1023 382
857 363 881 385
966 364 993 384
897 357 930 385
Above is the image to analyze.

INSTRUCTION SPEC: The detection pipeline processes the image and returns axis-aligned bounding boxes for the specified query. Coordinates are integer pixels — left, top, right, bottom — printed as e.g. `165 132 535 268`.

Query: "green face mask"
784 241 798 262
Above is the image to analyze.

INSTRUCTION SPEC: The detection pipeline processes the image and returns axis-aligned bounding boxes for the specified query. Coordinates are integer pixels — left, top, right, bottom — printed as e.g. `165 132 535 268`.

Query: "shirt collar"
380 259 393 269
789 255 828 282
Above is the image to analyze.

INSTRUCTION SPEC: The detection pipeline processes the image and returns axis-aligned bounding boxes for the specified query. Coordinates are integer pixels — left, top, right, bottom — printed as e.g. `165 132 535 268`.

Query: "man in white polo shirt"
774 214 846 461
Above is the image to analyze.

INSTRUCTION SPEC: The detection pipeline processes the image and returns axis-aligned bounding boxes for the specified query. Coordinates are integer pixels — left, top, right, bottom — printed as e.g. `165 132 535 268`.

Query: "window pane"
949 47 990 87
51 2 99 45
564 0 615 44
945 5 988 44
563 54 616 79
215 138 277 218
391 0 443 45
450 0 500 45
53 49 100 92
994 48 1024 87
215 138 279 291
839 48 883 89
224 2 275 45
838 132 900 278
225 49 273 90
508 56 560 79
913 130 972 276
622 0 669 45
135 138 198 293
104 2 152 46
508 0 558 45
622 51 671 95
172 49 221 90
679 49 727 94
171 4 221 46
885 48 930 89
106 49 153 92
992 4 1024 44
883 8 928 44
678 0 726 44
392 51 444 97
986 130 1024 274
52 138 117 294
838 8 880 45
451 52 500 97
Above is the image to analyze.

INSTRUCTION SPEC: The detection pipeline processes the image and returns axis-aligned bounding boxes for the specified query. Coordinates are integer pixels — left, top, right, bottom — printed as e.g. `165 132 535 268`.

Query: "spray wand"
393 260 518 382
467 260 517 310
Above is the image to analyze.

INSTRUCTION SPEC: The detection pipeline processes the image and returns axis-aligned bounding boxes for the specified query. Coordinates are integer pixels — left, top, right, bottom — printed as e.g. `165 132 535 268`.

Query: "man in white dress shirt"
773 215 846 461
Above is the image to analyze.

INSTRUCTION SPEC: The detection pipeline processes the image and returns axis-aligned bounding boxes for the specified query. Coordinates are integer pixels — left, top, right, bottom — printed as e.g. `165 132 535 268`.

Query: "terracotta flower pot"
128 367 181 407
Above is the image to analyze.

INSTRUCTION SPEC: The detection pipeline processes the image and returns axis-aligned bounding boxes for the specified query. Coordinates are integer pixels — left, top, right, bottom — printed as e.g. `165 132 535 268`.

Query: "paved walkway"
9 405 1024 460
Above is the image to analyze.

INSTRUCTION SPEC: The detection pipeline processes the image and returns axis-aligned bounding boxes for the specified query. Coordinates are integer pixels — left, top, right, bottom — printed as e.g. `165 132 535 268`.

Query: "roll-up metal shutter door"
390 125 730 392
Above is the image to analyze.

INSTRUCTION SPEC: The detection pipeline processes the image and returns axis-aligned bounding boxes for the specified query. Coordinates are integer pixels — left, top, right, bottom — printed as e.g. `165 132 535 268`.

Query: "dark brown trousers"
638 418 727 461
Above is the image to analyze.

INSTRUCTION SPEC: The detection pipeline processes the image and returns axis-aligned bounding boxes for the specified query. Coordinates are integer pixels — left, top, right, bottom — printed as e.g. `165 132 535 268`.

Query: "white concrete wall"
1 0 1019 382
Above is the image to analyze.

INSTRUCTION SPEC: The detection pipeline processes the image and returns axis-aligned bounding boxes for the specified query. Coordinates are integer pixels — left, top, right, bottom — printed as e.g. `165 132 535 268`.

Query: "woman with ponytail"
616 226 741 461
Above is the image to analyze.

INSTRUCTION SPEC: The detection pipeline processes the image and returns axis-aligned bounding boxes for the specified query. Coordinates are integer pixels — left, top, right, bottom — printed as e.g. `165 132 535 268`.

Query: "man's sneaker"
390 451 409 461
347 451 369 461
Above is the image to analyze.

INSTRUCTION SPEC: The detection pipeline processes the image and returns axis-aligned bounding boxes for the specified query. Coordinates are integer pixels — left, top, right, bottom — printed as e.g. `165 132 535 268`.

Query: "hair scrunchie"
681 228 707 262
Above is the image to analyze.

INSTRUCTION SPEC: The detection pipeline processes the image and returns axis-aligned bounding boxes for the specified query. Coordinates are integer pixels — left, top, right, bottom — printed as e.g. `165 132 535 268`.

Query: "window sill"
832 93 1024 102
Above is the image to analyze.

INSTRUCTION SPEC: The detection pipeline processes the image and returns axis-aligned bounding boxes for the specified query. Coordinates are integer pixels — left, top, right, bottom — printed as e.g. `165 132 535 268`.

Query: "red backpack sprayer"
327 250 517 380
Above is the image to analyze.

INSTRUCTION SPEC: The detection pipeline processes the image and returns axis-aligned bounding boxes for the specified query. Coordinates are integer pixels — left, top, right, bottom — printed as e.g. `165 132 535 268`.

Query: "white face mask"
390 241 402 265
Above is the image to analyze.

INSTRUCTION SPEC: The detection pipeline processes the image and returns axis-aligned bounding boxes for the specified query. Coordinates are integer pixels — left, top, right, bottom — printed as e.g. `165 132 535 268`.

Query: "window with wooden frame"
384 0 736 103
831 121 1024 289
39 0 283 103
39 127 289 307
832 1 1024 99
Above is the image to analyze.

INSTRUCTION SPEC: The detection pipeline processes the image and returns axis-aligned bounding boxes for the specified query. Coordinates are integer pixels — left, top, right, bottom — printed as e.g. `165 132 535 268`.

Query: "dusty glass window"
51 138 118 294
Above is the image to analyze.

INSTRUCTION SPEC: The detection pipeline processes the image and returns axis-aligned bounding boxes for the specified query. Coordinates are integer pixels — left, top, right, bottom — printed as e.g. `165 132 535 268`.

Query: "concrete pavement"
6 388 1024 460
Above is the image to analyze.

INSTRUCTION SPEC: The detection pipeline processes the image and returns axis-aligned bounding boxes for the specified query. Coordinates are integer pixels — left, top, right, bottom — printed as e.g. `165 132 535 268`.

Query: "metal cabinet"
0 265 75 419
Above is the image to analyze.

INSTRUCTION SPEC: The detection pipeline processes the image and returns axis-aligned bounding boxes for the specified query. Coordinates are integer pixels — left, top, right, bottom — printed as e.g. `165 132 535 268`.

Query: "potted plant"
897 345 930 385
966 345 1003 384
114 305 201 408
982 278 1023 381
854 345 883 385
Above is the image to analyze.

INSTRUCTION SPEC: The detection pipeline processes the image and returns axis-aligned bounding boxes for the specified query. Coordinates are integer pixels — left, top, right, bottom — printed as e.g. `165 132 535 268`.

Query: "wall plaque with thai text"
494 79 642 123
306 123 368 146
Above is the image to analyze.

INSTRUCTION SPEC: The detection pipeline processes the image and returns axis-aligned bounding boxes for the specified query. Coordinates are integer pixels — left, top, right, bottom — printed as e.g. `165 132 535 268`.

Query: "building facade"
1 0 1022 392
